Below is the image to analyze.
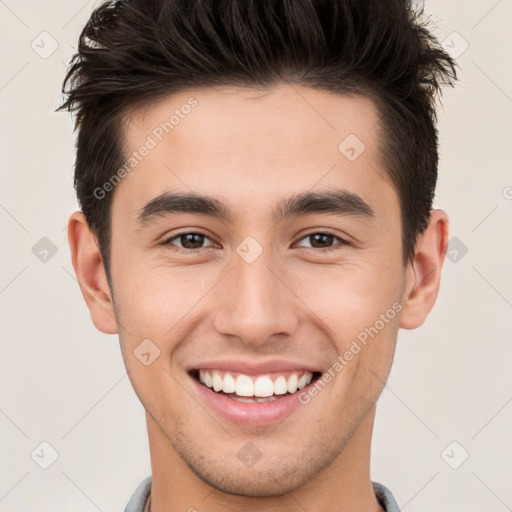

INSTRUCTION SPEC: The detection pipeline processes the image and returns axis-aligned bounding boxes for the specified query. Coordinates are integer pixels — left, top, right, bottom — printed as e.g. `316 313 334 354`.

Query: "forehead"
113 84 396 224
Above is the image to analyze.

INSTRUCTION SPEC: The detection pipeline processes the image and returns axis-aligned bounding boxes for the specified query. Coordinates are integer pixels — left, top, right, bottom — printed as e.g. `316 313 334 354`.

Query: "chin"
189 462 310 497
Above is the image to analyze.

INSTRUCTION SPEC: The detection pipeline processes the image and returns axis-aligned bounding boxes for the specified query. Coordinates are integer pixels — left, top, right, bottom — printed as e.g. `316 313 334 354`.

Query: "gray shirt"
124 476 401 511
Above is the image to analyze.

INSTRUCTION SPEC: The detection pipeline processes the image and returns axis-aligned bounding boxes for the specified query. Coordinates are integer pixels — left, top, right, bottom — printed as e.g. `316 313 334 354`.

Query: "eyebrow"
135 189 375 226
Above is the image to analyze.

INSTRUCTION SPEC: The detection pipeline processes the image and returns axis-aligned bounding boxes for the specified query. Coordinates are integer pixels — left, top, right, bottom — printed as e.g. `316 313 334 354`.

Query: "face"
101 85 412 495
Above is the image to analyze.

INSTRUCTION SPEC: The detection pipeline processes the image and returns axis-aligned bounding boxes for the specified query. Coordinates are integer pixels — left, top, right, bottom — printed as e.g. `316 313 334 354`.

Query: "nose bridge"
213 246 299 345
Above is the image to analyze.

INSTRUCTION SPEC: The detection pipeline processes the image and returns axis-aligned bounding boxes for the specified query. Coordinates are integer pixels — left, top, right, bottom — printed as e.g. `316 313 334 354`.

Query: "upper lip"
187 359 322 375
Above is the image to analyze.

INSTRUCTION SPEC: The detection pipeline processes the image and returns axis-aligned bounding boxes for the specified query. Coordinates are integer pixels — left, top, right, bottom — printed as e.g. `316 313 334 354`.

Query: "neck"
146 406 384 512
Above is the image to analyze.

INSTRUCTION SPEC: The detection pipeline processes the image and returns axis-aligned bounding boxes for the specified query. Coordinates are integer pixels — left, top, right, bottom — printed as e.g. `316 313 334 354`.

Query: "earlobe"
399 209 450 330
67 211 118 334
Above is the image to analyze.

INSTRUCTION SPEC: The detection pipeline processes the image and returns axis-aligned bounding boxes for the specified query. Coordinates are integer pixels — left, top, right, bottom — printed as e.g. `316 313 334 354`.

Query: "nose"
212 249 300 347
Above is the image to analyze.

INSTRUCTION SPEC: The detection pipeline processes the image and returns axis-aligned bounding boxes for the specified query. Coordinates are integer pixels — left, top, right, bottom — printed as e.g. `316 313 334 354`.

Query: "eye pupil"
181 233 204 249
310 233 334 248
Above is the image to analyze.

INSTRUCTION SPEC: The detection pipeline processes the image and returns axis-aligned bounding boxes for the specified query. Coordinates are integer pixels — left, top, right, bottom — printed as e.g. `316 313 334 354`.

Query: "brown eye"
162 232 216 251
295 232 348 250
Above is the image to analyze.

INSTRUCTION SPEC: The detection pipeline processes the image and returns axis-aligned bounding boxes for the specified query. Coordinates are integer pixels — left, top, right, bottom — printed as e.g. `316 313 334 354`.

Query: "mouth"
189 368 322 404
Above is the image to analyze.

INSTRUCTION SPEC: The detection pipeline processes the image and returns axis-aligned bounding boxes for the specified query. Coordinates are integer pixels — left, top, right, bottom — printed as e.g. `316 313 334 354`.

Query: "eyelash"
160 230 349 253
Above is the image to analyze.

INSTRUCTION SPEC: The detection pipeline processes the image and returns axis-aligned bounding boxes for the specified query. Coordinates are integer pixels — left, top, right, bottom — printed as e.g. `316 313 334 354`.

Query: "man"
60 0 457 510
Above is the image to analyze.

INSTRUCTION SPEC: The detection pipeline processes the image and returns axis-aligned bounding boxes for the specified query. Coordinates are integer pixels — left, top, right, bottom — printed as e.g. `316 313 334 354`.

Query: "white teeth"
297 373 313 389
273 376 288 395
212 371 223 392
198 369 315 398
223 373 236 393
235 374 254 397
254 376 274 397
297 374 307 390
287 373 298 393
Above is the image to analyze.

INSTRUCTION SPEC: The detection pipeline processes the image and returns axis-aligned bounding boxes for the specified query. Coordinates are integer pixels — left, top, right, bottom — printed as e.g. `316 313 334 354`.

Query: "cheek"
286 258 403 394
287 257 404 340
111 262 226 390
112 257 210 337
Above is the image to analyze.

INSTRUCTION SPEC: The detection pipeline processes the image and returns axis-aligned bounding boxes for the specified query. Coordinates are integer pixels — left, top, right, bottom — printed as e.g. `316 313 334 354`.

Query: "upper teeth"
199 370 314 397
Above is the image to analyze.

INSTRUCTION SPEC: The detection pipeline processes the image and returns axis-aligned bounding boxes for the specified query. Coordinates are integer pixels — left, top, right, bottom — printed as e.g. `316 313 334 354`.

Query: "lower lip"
190 374 314 427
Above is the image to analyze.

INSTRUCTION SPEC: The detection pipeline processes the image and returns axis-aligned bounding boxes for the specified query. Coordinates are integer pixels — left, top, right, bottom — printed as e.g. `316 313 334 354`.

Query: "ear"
67 211 118 334
399 209 449 330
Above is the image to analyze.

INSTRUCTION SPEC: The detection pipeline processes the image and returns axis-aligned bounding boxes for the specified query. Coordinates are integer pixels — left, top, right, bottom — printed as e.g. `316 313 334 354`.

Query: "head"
62 0 456 498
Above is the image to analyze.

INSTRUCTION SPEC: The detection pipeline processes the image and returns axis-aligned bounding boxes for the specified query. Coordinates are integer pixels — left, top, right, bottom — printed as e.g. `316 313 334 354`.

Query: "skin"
68 84 449 512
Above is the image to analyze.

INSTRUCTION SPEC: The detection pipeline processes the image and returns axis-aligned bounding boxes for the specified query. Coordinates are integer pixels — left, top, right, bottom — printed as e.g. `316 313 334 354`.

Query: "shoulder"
124 475 152 512
372 481 401 512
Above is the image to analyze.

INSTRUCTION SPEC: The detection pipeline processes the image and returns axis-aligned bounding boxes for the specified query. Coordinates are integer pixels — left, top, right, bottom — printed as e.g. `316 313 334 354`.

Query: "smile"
189 366 322 426
196 369 316 402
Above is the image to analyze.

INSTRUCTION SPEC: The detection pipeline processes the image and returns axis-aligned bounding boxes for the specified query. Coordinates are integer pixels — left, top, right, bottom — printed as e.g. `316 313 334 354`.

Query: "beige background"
1 0 511 510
